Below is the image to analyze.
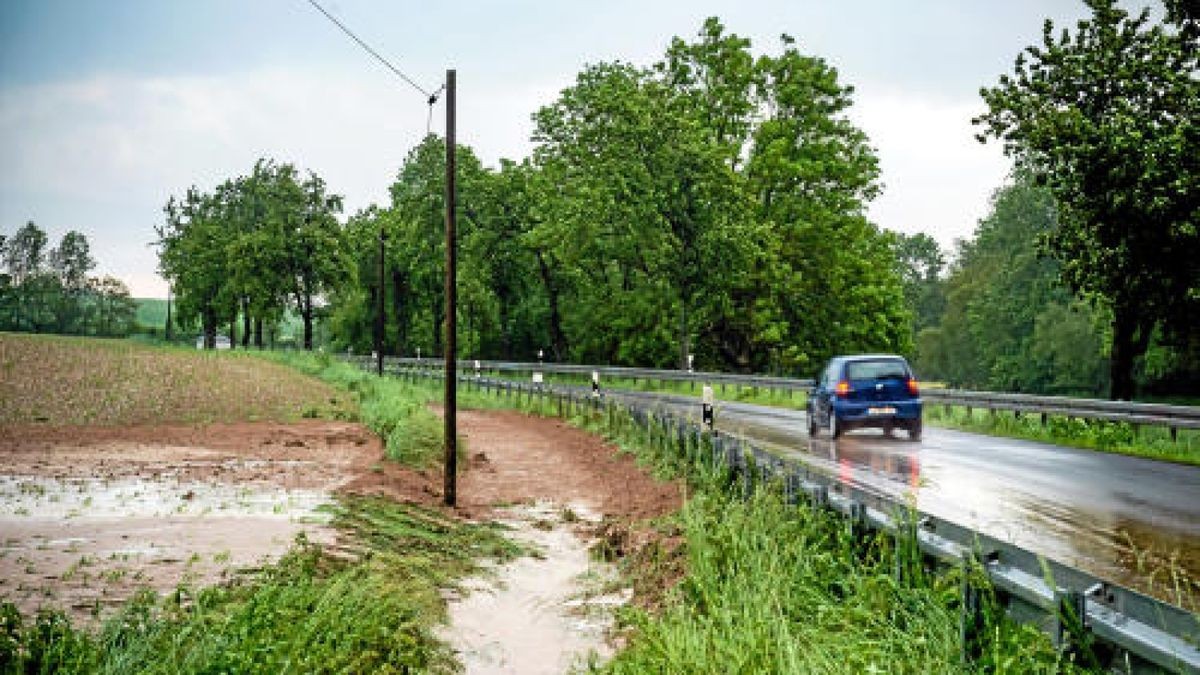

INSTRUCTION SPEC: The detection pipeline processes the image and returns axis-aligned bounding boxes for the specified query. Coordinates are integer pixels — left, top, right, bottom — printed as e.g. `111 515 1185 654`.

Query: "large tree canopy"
975 0 1199 399
157 160 345 349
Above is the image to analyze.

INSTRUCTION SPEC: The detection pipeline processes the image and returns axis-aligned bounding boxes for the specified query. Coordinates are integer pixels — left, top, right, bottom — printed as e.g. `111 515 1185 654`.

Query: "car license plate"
868 407 896 415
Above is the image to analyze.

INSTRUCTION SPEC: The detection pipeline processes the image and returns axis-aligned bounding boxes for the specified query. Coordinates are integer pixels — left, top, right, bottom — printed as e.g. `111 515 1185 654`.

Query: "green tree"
975 0 1200 399
87 276 138 337
48 230 96 333
4 222 48 284
893 232 946 335
158 185 239 348
919 178 1108 394
532 60 753 367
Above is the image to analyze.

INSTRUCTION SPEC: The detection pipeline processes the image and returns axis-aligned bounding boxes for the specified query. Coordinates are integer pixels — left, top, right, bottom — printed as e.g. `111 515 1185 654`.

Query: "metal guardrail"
365 356 1200 434
357 357 1200 674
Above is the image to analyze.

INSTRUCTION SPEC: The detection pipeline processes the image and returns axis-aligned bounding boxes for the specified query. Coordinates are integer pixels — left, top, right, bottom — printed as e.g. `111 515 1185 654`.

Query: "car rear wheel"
907 419 922 442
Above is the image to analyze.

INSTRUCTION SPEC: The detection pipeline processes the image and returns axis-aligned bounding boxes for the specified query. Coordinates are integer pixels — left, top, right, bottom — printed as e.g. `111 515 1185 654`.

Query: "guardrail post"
960 551 987 667
1170 426 1178 442
848 500 868 546
1054 588 1097 667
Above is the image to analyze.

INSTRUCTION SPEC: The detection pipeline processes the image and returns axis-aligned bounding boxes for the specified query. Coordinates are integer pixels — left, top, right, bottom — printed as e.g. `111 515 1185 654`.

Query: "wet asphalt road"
597 388 1200 604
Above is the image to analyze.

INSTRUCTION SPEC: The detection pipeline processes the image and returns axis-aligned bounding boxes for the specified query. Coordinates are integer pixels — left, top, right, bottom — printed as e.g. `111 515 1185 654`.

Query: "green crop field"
134 298 169 329
134 298 307 340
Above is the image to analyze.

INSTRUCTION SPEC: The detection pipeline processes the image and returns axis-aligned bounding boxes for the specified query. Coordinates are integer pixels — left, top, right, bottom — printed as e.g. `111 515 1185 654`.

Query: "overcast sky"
0 0 1094 298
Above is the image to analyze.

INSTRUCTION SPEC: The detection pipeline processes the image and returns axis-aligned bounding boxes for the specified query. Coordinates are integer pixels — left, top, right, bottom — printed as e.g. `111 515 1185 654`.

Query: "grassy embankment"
433 372 1100 673
0 335 519 673
520 370 1199 466
923 404 1199 466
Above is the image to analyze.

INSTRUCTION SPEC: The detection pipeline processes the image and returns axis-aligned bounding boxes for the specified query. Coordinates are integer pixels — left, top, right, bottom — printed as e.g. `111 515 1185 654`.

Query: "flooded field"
0 420 380 623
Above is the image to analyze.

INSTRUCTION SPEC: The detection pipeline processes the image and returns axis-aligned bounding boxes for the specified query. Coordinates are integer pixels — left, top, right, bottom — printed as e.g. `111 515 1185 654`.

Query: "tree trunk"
678 298 690 370
499 298 512 360
391 270 406 354
203 307 216 349
432 295 443 357
536 252 568 361
303 304 313 350
241 299 251 348
254 317 263 348
165 290 173 341
1109 301 1147 401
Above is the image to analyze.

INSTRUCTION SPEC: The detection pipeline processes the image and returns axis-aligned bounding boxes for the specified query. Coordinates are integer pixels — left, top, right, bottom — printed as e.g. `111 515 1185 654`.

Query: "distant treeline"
0 223 137 338
904 179 1199 398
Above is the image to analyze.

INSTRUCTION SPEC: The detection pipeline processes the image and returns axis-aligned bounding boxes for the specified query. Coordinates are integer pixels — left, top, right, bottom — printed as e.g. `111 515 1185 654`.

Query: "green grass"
925 404 1200 466
267 352 449 466
436 376 1100 673
0 498 520 674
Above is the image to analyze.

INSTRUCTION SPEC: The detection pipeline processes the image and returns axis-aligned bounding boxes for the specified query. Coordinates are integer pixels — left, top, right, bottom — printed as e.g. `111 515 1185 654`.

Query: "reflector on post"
702 385 715 430
592 370 600 398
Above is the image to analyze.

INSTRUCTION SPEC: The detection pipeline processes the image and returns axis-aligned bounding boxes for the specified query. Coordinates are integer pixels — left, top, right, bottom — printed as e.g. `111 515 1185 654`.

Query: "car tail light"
835 381 851 398
907 378 920 395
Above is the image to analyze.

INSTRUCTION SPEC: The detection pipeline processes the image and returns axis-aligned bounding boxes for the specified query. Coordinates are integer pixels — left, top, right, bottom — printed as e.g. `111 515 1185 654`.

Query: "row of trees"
329 19 908 375
0 222 138 337
156 160 345 349
912 174 1199 398
161 4 1195 399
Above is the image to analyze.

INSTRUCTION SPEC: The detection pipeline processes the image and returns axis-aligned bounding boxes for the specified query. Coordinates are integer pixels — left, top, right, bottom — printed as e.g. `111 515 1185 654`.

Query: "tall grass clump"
0 497 521 674
599 487 1092 674
450 382 1100 673
264 352 449 466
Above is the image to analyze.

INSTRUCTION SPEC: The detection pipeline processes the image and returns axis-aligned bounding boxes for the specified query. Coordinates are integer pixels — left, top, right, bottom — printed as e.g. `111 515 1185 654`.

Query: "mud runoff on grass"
434 409 683 674
0 421 380 623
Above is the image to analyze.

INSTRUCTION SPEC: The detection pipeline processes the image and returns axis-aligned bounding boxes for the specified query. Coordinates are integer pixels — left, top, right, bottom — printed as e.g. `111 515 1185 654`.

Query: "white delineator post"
702 385 715 430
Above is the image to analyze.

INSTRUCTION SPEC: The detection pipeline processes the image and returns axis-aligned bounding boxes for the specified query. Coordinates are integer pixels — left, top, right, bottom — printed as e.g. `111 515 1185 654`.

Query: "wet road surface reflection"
606 390 1200 608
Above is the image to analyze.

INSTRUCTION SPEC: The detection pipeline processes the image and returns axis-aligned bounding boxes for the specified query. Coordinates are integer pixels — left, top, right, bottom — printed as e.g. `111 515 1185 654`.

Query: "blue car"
807 355 923 441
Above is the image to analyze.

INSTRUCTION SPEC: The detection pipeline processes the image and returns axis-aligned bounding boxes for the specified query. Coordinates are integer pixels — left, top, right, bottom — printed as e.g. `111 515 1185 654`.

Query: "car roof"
832 353 908 362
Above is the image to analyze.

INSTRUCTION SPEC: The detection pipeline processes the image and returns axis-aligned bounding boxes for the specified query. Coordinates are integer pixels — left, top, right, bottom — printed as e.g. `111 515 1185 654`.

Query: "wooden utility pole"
443 69 458 507
376 226 386 376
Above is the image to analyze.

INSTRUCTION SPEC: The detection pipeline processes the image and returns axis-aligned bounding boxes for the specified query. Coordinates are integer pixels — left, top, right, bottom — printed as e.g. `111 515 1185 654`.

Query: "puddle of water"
442 502 628 675
0 475 329 521
0 473 334 624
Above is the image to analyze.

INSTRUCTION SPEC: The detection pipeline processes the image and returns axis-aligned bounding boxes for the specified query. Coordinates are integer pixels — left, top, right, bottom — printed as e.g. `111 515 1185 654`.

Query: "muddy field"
0 407 682 672
0 420 380 622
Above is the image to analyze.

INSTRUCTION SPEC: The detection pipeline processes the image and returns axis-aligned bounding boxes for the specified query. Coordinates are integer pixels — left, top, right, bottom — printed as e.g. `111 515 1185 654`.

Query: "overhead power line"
305 0 437 102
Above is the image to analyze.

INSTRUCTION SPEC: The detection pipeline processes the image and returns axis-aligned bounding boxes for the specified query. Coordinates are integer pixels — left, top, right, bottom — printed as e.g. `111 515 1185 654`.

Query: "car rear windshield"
845 359 909 381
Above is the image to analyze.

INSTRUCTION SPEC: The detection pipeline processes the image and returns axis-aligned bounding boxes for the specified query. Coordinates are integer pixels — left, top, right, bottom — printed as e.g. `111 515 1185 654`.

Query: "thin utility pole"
376 226 386 376
443 69 458 507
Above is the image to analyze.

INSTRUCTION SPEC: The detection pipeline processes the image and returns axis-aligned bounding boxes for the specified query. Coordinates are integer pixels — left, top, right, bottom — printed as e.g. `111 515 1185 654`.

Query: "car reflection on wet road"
607 389 1200 607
